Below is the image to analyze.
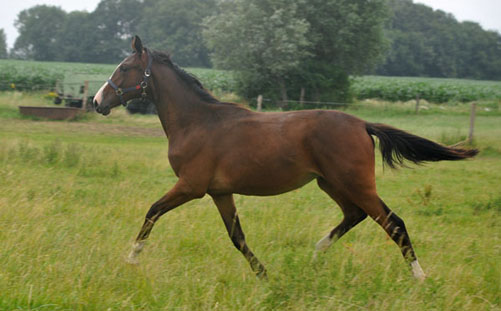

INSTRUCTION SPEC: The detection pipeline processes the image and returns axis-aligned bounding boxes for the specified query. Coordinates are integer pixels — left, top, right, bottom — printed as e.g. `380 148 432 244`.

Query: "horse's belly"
209 167 317 196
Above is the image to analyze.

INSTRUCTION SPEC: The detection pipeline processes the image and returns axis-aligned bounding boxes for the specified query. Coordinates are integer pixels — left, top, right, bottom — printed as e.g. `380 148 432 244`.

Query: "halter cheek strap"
107 49 153 107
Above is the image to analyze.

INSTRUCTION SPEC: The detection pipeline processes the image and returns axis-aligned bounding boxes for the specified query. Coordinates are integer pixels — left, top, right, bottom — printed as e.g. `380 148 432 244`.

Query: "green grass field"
0 92 499 310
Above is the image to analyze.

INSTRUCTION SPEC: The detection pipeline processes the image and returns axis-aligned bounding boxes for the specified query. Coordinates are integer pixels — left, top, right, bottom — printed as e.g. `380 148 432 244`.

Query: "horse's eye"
120 66 128 72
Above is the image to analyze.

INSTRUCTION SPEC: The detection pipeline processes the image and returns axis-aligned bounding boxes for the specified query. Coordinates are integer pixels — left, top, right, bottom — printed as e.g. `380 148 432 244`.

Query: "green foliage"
204 0 311 101
90 0 144 63
57 11 103 63
352 76 501 103
204 0 387 103
2 57 500 107
0 29 7 59
138 0 217 67
12 5 66 61
0 59 235 93
8 0 501 85
0 59 116 91
289 60 353 103
299 0 388 74
0 60 62 91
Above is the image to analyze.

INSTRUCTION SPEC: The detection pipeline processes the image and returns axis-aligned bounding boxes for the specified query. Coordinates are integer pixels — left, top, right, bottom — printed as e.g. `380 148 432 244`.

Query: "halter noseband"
107 49 153 107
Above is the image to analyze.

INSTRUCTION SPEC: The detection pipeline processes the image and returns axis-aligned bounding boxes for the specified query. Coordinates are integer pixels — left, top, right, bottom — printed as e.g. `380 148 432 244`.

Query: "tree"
0 29 7 59
57 11 103 63
91 0 144 63
376 0 501 80
204 0 387 103
137 0 217 67
295 0 388 102
203 0 311 102
12 5 66 60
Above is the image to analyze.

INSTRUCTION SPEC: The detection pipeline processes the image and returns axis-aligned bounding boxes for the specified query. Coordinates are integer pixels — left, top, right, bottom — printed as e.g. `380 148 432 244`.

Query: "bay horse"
94 36 477 280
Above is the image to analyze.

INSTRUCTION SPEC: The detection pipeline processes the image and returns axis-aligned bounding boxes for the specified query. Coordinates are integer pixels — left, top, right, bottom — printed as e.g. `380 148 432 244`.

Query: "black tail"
366 122 478 168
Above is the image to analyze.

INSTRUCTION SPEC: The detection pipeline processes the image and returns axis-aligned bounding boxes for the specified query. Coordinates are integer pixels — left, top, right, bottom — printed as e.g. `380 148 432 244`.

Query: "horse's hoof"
411 260 426 281
125 256 140 265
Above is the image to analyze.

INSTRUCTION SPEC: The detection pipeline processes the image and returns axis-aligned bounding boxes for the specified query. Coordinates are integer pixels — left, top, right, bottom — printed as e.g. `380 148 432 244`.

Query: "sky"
1 0 101 48
1 0 501 49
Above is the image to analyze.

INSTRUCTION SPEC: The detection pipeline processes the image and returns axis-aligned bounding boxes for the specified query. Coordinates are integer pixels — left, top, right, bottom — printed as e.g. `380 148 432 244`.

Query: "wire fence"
261 97 352 107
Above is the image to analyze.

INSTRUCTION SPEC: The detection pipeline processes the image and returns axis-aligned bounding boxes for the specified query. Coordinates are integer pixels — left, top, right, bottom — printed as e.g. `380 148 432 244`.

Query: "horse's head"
94 35 153 115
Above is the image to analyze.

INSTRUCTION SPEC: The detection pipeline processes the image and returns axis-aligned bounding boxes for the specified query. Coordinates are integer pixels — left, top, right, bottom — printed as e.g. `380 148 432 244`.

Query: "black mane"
150 49 219 104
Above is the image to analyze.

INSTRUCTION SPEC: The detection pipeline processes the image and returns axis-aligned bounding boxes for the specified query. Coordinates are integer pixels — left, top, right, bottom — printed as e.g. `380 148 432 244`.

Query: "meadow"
0 91 499 310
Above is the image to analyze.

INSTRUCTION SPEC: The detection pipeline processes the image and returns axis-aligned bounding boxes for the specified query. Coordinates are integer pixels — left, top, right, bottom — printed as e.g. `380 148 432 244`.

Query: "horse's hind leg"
354 193 426 280
315 178 425 280
314 178 367 256
373 198 426 280
211 194 267 279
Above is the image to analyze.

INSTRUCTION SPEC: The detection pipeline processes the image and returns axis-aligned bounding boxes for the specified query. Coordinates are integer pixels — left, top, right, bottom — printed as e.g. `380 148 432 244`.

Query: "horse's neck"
151 66 214 139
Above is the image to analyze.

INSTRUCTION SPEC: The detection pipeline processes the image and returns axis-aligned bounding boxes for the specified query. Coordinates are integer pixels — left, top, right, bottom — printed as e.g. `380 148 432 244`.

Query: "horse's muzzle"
94 101 110 116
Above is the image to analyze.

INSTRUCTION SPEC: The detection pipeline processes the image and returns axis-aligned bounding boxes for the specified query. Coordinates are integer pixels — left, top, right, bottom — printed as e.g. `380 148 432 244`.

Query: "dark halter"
107 49 153 107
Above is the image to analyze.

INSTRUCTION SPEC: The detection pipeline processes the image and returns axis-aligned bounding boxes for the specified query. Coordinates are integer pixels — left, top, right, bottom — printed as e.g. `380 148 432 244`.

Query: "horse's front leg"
126 179 203 264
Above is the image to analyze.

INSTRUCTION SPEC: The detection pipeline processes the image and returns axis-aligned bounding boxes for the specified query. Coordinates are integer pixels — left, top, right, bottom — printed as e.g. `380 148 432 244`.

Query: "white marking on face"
94 82 107 106
94 63 123 106
411 260 426 281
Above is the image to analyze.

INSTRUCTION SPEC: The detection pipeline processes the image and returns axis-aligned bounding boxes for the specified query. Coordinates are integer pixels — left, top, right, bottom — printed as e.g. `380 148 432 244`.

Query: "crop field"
2 59 500 103
351 76 501 103
0 59 236 93
0 91 499 310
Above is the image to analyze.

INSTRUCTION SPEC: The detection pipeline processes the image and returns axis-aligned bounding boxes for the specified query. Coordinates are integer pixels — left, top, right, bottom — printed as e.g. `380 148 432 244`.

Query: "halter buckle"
144 69 151 77
115 88 124 96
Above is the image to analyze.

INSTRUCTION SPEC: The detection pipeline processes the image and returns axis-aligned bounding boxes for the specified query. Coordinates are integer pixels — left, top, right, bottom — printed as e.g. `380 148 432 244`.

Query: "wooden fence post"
468 103 477 144
415 94 420 114
82 81 89 111
300 87 305 106
257 95 263 112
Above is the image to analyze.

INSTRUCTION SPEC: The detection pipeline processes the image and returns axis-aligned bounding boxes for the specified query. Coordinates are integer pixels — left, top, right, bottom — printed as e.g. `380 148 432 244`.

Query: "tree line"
376 0 501 80
1 0 500 102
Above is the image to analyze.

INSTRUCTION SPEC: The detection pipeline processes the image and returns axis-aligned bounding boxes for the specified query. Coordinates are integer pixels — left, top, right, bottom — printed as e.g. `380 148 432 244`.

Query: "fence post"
257 95 263 112
82 81 89 111
468 103 477 144
415 94 420 114
299 87 305 106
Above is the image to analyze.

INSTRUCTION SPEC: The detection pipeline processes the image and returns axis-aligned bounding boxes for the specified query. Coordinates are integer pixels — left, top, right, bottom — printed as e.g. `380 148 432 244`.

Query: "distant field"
1 59 500 103
0 59 236 94
0 92 499 310
352 76 501 103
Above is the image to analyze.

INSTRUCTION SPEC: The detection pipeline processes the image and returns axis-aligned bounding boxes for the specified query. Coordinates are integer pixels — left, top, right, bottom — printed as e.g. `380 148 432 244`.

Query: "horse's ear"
132 35 143 54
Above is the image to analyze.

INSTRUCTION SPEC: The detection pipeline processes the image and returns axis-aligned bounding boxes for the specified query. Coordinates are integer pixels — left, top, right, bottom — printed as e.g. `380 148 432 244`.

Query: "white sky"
1 0 500 49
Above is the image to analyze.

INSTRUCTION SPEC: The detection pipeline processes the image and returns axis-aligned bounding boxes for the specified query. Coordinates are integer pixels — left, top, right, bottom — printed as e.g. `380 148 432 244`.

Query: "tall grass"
0 98 499 310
